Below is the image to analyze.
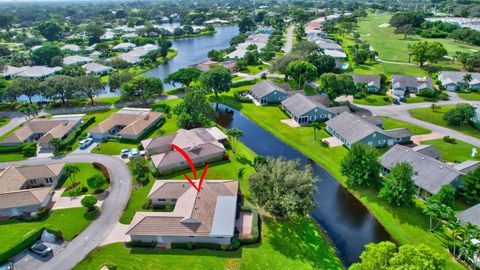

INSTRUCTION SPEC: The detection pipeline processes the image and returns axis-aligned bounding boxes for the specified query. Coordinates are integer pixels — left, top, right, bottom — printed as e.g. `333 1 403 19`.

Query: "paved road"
283 25 294 53
355 93 480 147
0 153 132 270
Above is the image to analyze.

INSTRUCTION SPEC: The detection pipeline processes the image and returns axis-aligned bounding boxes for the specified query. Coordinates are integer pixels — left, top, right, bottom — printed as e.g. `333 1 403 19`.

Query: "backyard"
74 217 343 270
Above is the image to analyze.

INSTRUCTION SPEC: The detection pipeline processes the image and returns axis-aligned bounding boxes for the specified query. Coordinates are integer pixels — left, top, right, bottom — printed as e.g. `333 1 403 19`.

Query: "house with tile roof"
0 114 85 149
391 75 434 98
249 80 288 105
127 180 238 244
380 144 466 195
0 163 64 217
89 108 162 140
13 66 62 79
281 93 350 125
326 112 412 149
351 74 381 93
439 71 480 91
63 55 93 66
82 62 113 76
457 204 480 228
141 127 227 175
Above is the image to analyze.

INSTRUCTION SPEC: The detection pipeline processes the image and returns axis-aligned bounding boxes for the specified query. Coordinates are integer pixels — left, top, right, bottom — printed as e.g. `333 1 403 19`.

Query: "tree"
120 76 163 106
431 184 456 207
164 68 201 88
292 41 320 56
431 103 441 112
307 52 335 76
199 67 231 100
108 72 134 93
94 43 110 52
76 76 104 105
48 138 62 152
0 13 14 30
411 41 447 67
226 128 243 153
456 51 471 69
466 53 480 72
249 157 318 218
443 103 476 126
81 196 98 211
158 38 172 58
87 174 107 191
6 78 41 104
463 73 473 88
207 50 224 62
341 144 381 187
461 167 480 204
37 21 63 41
42 75 75 105
426 42 448 65
312 122 323 141
61 65 86 77
286 61 317 90
108 57 130 69
423 197 454 231
318 73 356 99
238 16 256 33
63 164 80 185
131 157 149 185
50 55 63 67
244 50 260 65
350 241 445 270
379 162 416 207
30 44 63 66
84 24 105 44
394 24 413 39
269 53 304 79
174 89 214 129
0 45 10 57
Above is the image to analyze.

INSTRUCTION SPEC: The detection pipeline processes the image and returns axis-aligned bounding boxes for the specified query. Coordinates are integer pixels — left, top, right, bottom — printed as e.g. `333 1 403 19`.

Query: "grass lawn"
353 95 391 106
216 94 465 270
0 153 28 162
356 13 478 67
74 217 342 270
405 96 439 103
0 208 97 259
458 92 480 101
91 141 139 155
421 139 480 163
0 116 10 127
92 96 121 105
409 105 480 139
60 163 109 197
244 64 268 75
381 116 431 135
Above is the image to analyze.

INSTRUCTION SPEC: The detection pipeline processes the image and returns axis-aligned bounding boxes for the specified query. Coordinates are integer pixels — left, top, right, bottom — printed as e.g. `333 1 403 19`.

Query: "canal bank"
214 103 391 266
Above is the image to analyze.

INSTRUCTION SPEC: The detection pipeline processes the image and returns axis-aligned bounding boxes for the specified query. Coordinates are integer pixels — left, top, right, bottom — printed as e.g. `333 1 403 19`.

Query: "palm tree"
226 128 243 153
463 73 473 89
447 219 462 257
63 164 80 185
312 122 323 141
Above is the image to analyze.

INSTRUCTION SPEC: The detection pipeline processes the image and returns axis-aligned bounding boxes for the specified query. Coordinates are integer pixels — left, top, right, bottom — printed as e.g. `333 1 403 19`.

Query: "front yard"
421 139 480 163
60 163 109 197
353 94 391 106
381 116 431 135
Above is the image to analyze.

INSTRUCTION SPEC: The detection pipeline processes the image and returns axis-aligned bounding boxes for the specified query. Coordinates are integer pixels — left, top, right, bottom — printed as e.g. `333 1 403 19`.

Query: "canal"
214 103 391 266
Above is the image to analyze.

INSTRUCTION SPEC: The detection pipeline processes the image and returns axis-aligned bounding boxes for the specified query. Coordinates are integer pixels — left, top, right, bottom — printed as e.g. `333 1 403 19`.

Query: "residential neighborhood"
0 0 480 270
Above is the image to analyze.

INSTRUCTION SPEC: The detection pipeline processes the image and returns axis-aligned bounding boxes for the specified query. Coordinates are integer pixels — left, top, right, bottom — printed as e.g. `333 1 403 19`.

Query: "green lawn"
405 96 439 103
91 142 139 155
74 217 342 270
0 116 10 128
421 139 480 163
381 116 431 135
0 153 28 162
356 13 479 67
244 64 268 75
353 95 391 106
61 163 109 197
0 208 97 259
216 94 465 270
409 105 480 139
458 92 480 101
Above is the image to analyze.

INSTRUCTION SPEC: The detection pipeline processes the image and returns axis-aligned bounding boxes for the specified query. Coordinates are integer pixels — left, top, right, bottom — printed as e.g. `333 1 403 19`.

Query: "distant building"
8 66 62 79
391 75 434 98
82 62 113 76
192 60 237 73
112 42 136 52
351 74 381 93
250 80 288 105
439 71 480 91
63 55 92 66
61 44 81 52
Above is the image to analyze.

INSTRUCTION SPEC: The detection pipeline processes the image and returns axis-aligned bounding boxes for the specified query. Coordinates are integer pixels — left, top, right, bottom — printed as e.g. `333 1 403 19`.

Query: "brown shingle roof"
90 108 162 137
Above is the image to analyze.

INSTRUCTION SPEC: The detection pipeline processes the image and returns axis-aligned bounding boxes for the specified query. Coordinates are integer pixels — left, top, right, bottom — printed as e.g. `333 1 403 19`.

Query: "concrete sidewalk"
52 189 103 210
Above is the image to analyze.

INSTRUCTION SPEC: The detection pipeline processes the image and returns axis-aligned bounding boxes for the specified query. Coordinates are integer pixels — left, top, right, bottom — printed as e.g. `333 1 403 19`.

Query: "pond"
214 103 391 266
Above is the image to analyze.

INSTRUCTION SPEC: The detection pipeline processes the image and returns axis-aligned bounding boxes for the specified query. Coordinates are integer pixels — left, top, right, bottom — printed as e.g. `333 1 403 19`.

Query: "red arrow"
171 143 209 192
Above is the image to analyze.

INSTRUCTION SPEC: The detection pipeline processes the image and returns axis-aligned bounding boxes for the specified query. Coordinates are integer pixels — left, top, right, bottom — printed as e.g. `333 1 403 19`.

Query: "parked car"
0 261 13 270
79 138 93 149
29 243 53 257
128 149 140 159
120 148 132 158
392 98 400 105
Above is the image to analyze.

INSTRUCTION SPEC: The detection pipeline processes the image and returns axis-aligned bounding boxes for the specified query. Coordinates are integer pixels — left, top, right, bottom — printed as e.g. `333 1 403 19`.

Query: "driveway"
12 240 66 270
283 25 294 53
0 153 132 270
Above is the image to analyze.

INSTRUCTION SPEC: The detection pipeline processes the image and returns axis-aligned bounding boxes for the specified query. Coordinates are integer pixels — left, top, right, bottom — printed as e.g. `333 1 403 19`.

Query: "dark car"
29 243 53 257
392 98 401 105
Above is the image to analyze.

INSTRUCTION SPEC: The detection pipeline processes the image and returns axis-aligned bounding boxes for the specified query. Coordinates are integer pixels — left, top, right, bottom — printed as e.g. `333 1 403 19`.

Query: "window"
157 199 166 202
320 114 326 119
378 140 385 145
372 133 376 138
172 199 177 202
395 137 401 142
45 177 53 184
29 179 37 185
310 115 316 121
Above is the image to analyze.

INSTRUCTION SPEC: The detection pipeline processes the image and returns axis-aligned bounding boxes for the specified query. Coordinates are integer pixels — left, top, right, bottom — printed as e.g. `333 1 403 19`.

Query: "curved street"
0 153 132 270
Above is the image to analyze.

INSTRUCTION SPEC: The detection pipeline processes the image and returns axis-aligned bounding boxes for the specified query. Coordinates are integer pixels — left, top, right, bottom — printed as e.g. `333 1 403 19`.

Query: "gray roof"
392 75 433 90
351 74 381 89
209 196 237 237
326 112 384 144
363 116 383 127
439 71 480 86
281 93 331 117
383 128 413 138
457 204 480 227
412 145 442 160
453 160 480 174
380 144 462 194
250 80 287 98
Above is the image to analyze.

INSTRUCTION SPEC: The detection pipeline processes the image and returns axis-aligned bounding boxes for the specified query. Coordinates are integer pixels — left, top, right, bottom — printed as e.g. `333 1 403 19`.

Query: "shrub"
126 241 156 248
417 89 437 97
104 262 118 270
383 96 390 102
81 195 98 211
233 91 253 103
443 136 456 144
21 144 37 157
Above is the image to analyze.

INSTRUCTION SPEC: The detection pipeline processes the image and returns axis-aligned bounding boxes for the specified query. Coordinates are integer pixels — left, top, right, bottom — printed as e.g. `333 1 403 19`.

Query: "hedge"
233 91 253 103
171 241 239 251
0 227 44 263
59 116 96 149
231 78 259 88
0 142 37 157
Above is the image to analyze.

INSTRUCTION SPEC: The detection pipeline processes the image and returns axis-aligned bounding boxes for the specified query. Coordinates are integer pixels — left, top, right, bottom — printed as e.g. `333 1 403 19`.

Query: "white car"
120 148 132 158
79 138 93 149
128 149 140 159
